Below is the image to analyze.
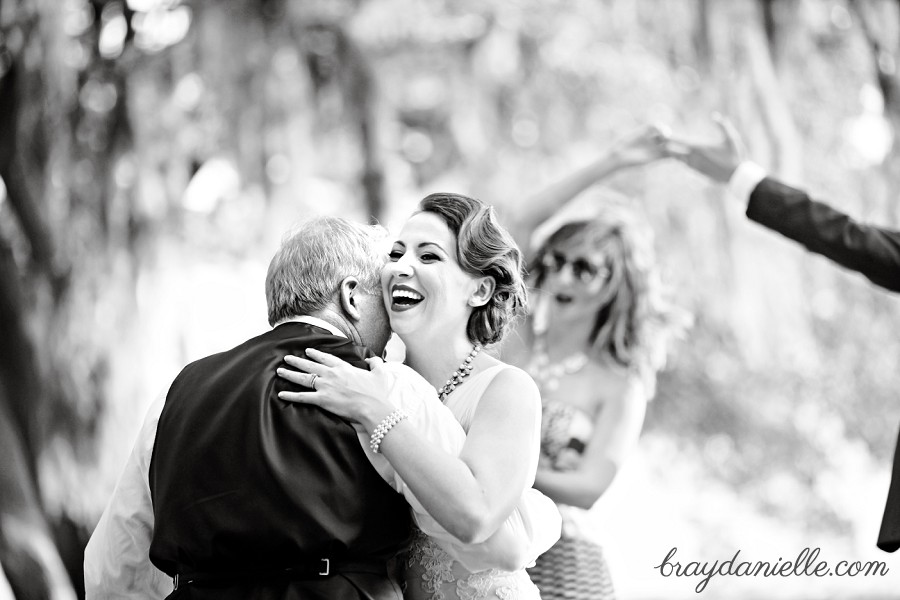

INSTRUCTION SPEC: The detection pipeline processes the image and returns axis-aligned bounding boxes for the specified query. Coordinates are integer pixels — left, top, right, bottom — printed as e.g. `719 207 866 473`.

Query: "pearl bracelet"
369 409 409 454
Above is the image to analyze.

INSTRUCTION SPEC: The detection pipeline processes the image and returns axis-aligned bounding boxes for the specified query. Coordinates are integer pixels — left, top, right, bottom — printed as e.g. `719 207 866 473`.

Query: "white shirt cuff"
727 161 767 207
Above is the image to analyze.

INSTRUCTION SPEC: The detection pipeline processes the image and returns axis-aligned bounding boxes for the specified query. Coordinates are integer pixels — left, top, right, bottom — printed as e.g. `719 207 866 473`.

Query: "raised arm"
662 115 900 292
504 125 670 257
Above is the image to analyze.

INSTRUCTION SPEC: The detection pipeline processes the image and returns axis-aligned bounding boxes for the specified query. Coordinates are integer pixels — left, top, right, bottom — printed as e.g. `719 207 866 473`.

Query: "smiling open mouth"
391 285 424 309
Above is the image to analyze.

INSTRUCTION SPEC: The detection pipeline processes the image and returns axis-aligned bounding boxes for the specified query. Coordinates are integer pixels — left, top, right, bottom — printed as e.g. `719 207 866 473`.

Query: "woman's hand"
552 448 582 471
607 124 672 168
276 349 393 428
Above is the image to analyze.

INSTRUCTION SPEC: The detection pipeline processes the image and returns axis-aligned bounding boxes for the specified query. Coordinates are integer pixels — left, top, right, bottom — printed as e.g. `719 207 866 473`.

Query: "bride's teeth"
392 289 423 301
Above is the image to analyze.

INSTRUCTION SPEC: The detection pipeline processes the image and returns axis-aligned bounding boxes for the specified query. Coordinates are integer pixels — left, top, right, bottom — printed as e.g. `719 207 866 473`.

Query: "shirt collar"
274 315 347 338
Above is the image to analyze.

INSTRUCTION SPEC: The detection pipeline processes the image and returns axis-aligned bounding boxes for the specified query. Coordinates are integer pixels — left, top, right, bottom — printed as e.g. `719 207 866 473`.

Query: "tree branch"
0 35 66 287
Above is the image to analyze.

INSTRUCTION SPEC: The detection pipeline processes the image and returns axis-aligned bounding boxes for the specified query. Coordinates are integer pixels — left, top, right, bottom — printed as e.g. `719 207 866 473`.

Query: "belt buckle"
319 558 330 576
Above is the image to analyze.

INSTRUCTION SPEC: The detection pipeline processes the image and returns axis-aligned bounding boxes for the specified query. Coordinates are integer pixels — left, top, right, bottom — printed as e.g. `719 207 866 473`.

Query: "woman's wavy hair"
418 193 528 346
529 199 684 395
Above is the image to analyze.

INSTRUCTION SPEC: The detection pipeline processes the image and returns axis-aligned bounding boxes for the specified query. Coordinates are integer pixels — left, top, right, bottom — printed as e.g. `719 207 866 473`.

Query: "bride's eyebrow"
416 242 447 253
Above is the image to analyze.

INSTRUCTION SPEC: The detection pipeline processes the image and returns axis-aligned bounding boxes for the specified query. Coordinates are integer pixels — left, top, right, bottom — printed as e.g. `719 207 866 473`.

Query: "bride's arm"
355 363 559 571
440 487 561 572
278 352 542 545
378 368 542 544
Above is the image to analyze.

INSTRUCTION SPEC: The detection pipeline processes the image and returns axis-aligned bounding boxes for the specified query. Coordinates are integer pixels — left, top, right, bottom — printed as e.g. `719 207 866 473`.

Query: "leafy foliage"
2 0 900 597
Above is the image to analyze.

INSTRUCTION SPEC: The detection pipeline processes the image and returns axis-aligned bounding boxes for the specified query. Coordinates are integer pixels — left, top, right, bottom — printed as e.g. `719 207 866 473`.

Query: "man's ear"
339 276 363 322
468 276 496 308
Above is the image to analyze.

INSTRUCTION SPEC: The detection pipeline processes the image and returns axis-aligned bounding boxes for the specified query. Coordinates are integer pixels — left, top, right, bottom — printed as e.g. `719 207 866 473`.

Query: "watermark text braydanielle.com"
654 546 890 593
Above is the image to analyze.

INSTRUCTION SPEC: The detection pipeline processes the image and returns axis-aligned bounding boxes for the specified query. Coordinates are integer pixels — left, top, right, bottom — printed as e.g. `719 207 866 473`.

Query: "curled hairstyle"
418 193 528 346
265 216 386 326
530 200 680 393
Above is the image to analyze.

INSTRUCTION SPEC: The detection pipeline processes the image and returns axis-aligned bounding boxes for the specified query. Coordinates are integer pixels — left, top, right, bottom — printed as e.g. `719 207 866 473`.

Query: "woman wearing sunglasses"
500 126 683 600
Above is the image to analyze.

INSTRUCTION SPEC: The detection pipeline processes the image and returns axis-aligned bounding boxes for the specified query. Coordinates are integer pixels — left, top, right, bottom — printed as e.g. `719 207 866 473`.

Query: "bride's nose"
384 255 413 278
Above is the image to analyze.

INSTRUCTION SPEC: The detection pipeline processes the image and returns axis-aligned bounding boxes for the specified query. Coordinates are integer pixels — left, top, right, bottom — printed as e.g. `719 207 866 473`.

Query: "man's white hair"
265 217 387 326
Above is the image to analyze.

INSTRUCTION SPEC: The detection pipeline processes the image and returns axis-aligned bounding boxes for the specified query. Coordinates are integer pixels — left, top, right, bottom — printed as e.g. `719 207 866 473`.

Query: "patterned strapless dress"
525 400 616 600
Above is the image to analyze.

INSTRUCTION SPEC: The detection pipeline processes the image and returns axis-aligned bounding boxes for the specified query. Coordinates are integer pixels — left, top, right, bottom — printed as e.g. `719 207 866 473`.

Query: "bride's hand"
276 349 392 427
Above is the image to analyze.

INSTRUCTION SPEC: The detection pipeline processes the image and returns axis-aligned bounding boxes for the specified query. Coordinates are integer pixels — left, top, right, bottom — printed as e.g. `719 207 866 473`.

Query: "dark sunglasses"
540 251 610 284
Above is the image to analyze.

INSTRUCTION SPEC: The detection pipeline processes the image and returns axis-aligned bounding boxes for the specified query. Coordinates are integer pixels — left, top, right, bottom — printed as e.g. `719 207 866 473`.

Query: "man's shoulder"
177 329 276 370
272 323 373 368
183 325 370 370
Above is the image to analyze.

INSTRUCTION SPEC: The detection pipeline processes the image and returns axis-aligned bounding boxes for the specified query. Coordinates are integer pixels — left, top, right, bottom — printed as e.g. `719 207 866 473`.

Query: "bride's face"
381 212 478 340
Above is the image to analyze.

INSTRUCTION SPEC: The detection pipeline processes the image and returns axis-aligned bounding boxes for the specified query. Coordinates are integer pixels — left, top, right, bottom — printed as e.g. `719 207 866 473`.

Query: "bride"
278 193 547 599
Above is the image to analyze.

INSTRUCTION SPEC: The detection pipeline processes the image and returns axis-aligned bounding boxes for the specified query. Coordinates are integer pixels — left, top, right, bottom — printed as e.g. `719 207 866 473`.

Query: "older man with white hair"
84 216 559 599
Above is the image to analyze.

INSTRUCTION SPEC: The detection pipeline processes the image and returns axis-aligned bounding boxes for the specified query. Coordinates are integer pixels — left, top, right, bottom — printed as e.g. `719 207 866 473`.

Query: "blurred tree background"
1 0 899 598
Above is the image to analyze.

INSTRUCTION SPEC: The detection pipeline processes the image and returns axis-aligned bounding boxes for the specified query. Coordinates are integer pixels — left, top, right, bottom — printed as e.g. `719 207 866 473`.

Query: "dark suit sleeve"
746 177 900 292
878 428 900 552
749 178 900 552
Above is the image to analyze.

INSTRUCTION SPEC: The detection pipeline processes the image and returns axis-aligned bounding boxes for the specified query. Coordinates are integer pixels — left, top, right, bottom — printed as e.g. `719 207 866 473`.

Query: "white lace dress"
404 365 542 600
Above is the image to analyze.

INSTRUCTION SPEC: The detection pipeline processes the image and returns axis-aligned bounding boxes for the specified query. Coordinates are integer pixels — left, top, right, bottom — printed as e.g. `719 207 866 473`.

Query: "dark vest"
149 322 412 597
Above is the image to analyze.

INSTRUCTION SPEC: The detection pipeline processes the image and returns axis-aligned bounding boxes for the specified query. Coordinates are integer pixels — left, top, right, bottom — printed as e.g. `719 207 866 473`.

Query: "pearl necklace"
437 343 482 402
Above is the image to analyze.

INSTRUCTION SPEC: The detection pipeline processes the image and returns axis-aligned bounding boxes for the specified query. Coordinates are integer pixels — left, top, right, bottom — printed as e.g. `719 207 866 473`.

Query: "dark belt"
172 558 387 590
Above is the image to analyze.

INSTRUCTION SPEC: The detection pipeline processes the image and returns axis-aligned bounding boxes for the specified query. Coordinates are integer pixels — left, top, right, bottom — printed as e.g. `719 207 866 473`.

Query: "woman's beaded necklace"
437 343 482 402
527 337 588 393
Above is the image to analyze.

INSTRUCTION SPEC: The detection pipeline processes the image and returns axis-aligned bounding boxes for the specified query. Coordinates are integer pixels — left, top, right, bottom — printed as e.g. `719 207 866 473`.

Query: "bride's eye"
420 252 440 262
388 249 404 261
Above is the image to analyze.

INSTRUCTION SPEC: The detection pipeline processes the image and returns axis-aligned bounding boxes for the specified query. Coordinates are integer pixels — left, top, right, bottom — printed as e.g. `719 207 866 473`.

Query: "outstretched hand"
658 114 747 183
276 348 392 427
608 124 673 168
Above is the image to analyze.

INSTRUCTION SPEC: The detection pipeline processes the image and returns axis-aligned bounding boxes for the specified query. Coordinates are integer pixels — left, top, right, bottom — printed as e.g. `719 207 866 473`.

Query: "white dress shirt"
84 316 560 598
727 161 767 205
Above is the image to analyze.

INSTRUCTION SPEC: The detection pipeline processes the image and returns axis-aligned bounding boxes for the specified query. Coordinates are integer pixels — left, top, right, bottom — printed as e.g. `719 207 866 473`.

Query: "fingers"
648 122 672 141
712 112 734 143
283 354 327 375
712 113 746 158
626 122 671 150
661 137 692 160
646 124 671 155
712 112 735 136
276 368 317 388
277 390 317 404
304 348 351 367
364 356 385 371
643 122 691 160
